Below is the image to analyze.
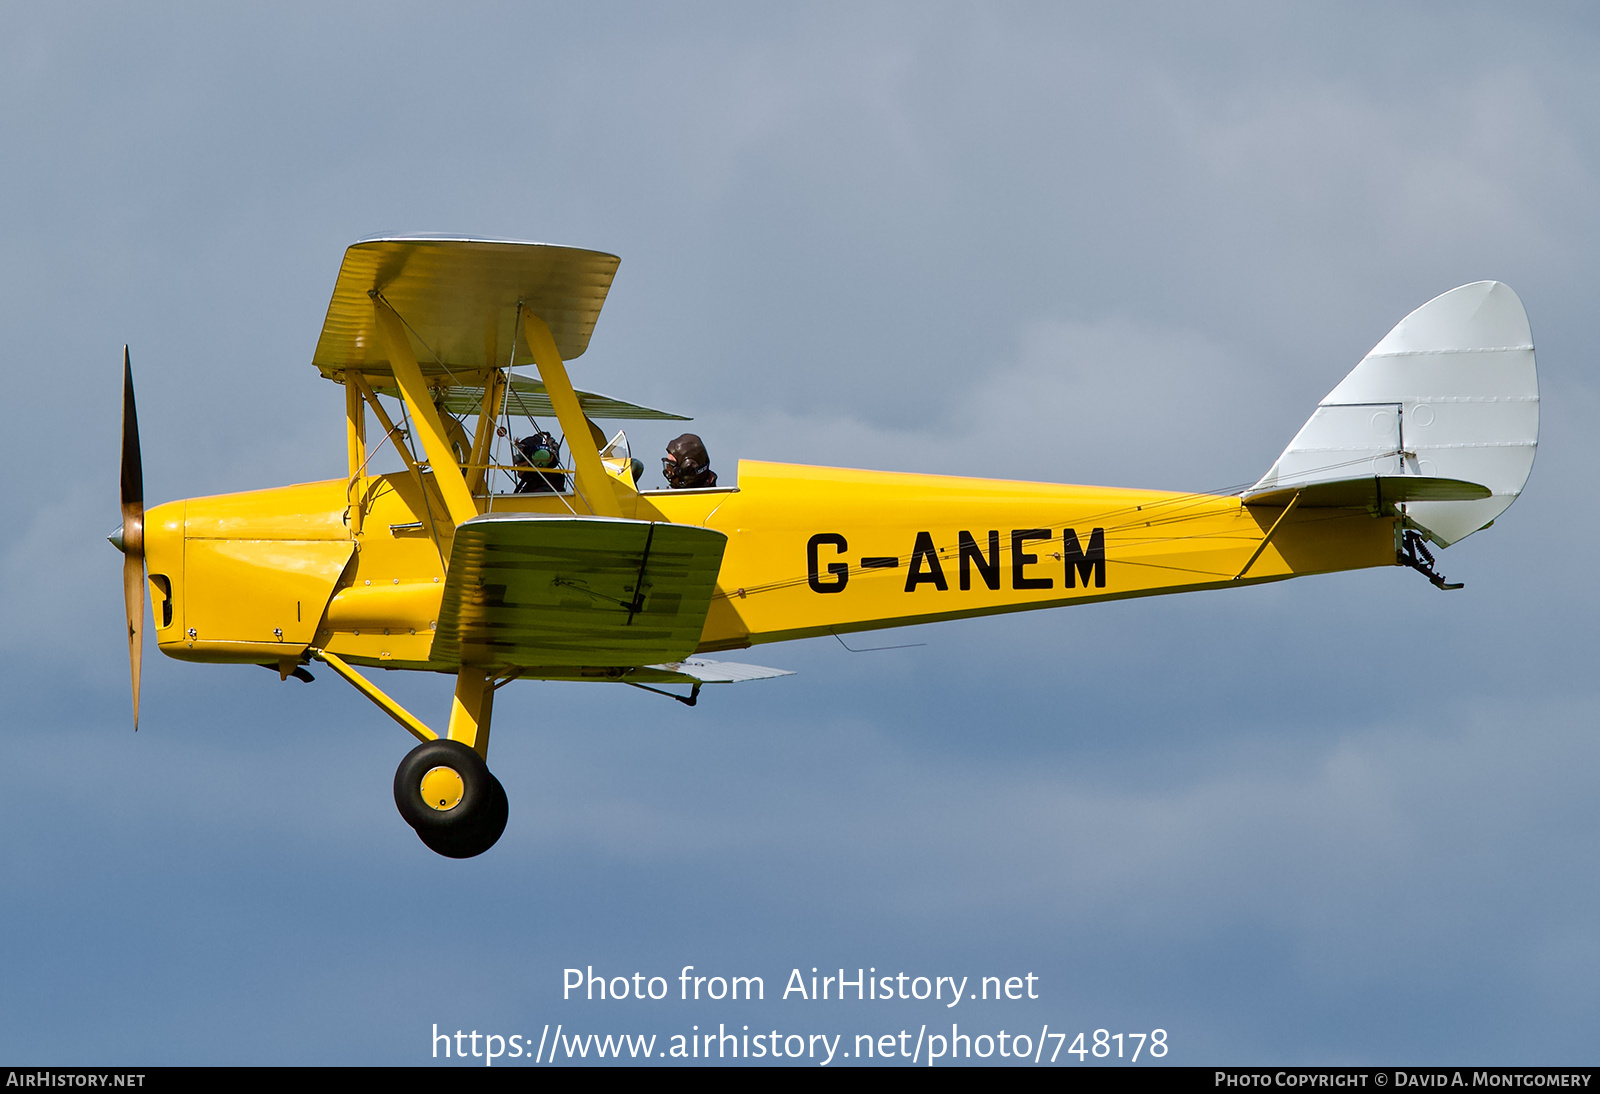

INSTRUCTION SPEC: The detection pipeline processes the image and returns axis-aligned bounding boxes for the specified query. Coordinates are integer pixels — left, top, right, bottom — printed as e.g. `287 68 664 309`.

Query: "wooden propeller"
113 348 144 729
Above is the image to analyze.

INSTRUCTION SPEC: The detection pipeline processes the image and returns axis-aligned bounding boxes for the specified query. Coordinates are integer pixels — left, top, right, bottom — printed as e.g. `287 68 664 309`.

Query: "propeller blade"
121 347 143 510
123 552 143 730
119 347 145 730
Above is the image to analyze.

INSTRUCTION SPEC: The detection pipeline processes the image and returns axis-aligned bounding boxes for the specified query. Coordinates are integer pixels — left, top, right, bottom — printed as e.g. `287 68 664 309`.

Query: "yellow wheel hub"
419 766 465 811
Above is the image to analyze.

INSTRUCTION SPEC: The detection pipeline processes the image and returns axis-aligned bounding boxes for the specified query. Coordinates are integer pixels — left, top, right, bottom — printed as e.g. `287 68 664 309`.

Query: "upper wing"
431 513 727 668
312 236 620 380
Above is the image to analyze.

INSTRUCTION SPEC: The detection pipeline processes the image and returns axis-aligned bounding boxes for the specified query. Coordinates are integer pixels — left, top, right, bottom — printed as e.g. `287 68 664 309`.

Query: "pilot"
512 431 566 493
662 433 717 489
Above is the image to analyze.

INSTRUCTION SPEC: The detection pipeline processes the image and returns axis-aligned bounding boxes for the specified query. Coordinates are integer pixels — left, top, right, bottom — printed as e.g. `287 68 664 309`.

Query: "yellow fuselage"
141 459 1397 674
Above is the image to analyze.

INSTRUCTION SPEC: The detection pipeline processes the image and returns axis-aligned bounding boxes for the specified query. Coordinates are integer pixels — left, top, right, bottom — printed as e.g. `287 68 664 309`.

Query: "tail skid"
1399 529 1462 590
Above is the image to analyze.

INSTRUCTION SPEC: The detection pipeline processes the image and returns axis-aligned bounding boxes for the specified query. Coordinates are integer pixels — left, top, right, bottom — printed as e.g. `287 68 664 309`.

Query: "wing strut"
348 371 449 564
372 296 479 527
344 376 366 536
521 311 622 517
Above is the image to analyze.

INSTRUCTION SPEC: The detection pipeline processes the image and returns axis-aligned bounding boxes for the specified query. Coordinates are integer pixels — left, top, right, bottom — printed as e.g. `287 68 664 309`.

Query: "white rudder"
1248 281 1537 547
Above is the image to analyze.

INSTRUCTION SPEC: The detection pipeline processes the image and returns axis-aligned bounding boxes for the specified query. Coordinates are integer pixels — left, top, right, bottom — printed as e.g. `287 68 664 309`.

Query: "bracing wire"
717 448 1419 602
394 397 448 570
498 300 579 516
372 290 467 391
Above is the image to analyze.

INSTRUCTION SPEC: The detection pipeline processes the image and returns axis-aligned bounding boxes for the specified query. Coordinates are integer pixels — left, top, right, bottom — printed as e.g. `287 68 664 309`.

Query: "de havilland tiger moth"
110 237 1539 857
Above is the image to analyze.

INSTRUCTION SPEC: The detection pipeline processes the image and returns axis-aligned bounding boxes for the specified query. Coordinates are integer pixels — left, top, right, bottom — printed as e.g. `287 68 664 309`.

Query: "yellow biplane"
111 238 1538 857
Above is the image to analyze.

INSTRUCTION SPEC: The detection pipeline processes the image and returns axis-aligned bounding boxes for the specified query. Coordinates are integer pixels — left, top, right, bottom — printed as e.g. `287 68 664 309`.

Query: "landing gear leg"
393 667 506 858
312 651 512 858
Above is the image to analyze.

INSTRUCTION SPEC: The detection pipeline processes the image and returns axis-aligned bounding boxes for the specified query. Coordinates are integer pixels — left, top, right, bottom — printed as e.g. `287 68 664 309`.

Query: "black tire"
478 773 509 847
415 774 508 859
394 738 491 836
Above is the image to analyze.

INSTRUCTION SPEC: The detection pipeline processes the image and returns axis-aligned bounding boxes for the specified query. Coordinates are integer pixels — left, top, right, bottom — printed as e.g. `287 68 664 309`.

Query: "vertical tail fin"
1248 282 1537 546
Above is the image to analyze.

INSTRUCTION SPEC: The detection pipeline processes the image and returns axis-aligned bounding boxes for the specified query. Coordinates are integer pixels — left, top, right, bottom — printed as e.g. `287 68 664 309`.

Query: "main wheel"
415 774 508 859
394 739 506 857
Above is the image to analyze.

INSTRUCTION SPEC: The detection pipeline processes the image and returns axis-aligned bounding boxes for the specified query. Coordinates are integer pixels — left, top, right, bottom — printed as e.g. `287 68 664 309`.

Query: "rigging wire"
484 302 523 508
347 410 402 485
361 294 1429 602
715 449 1424 602
499 302 580 516
394 397 449 570
372 290 467 391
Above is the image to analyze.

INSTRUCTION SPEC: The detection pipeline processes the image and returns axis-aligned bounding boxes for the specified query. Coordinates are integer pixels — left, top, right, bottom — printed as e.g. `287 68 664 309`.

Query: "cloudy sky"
3 1 1597 1066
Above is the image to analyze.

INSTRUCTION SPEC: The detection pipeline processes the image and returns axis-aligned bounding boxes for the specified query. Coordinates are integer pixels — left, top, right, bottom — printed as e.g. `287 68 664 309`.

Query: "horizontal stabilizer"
433 514 727 668
1245 475 1492 510
1250 281 1537 546
642 659 795 683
